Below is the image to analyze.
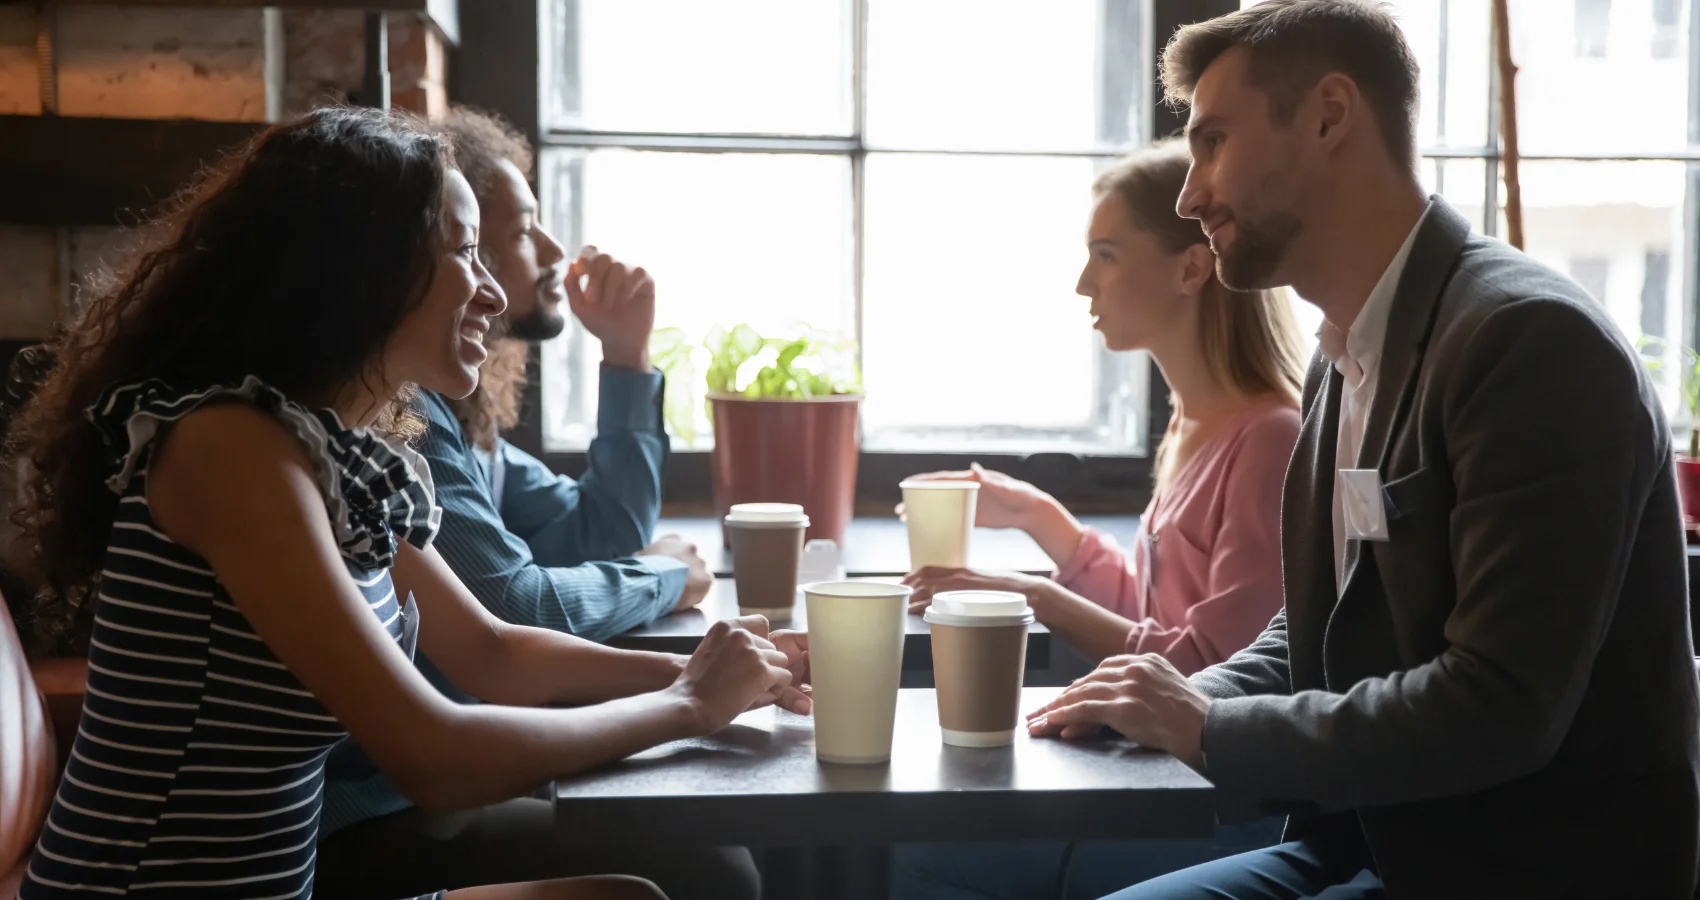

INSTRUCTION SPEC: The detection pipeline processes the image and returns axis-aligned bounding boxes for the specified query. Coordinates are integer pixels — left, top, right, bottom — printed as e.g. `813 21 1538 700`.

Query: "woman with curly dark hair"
8 106 806 900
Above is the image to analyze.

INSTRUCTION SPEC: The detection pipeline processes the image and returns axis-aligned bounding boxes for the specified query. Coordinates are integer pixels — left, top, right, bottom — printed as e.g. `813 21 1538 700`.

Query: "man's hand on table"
1026 653 1210 772
636 534 711 611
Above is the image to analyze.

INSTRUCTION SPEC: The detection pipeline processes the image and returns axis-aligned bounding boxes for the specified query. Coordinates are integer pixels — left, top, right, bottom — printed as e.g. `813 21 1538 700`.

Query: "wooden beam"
0 0 459 46
9 0 424 8
1492 0 1524 250
0 114 265 226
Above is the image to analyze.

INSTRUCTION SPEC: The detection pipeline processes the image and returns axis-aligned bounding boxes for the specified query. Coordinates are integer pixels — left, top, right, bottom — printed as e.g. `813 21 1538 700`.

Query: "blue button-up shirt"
426 366 686 641
319 365 685 838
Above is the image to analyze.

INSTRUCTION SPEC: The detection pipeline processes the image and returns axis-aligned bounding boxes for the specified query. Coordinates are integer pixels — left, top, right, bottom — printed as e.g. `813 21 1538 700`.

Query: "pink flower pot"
1676 458 1700 536
709 394 861 547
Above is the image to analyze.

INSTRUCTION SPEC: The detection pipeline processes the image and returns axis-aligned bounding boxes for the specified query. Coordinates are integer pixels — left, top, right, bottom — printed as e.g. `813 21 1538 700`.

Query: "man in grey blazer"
1026 2 1700 897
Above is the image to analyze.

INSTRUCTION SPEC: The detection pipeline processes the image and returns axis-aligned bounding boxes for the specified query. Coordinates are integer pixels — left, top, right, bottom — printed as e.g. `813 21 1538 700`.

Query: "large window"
533 0 1698 458
1250 0 1696 422
537 0 1150 455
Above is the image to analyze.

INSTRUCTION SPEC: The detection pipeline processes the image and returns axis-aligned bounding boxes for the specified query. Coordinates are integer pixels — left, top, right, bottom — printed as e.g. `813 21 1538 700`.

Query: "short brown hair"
1161 0 1419 169
438 105 534 201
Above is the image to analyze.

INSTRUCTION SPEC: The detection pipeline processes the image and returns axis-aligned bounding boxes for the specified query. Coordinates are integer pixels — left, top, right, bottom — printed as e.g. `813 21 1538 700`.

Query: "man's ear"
1311 72 1360 148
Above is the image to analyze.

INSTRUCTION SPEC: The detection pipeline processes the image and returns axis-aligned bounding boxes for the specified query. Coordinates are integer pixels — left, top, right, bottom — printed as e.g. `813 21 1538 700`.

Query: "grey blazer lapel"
1341 197 1473 590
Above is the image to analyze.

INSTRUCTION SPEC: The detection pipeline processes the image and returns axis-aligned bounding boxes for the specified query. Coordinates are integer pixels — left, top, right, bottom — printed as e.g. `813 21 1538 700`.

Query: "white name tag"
1339 469 1390 542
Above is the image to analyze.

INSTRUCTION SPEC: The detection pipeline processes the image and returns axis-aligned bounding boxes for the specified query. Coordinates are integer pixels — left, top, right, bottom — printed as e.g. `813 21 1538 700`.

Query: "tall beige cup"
801 581 913 764
725 503 809 621
924 591 1034 748
900 481 979 570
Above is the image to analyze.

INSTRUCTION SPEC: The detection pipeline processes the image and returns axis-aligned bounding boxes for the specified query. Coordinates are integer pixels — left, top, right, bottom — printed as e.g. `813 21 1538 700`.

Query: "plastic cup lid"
898 480 981 491
725 503 809 526
929 590 1030 618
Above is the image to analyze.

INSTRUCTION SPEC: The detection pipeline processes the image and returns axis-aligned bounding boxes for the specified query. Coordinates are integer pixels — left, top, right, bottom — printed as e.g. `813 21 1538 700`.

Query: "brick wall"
0 5 448 344
284 11 446 119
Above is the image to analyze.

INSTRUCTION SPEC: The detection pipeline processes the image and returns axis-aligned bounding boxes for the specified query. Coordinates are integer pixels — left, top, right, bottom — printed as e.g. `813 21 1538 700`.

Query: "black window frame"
451 0 1700 515
451 0 1240 516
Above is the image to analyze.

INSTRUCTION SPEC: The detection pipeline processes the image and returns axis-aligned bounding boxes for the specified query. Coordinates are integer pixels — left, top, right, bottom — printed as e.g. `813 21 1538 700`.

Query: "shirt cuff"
597 364 666 434
1052 526 1109 586
634 553 690 610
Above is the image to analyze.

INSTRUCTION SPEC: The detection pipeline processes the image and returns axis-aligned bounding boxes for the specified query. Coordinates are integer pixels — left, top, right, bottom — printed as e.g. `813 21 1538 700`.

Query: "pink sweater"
1054 400 1300 676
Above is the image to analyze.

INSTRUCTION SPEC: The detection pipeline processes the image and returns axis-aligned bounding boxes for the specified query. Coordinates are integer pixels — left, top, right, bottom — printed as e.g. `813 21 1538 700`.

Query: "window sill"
538 448 1154 517
656 513 1143 578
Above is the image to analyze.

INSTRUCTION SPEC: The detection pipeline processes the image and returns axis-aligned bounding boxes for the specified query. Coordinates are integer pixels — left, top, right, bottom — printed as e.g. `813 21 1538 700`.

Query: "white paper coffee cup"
801 580 913 764
900 481 979 570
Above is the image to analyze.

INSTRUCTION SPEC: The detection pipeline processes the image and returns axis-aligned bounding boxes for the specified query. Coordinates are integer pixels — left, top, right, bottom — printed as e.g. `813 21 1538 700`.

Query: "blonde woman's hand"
895 463 1055 531
901 566 1057 615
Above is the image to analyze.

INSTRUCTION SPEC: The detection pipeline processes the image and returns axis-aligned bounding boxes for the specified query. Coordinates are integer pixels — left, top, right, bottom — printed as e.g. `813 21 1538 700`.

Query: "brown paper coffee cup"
924 591 1034 747
726 503 809 621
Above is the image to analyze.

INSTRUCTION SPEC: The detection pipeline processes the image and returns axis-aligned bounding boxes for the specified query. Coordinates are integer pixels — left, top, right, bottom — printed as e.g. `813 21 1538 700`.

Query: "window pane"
1574 0 1613 57
1422 156 1491 233
1656 0 1685 56
865 0 1144 151
861 153 1141 452
1513 160 1691 416
1244 0 1495 151
539 149 854 451
1385 0 1445 150
1436 0 1494 150
545 0 853 136
1512 0 1693 154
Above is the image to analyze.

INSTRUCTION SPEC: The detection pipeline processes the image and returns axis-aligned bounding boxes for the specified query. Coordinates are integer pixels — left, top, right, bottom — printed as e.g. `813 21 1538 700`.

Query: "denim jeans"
890 816 1287 900
1099 839 1383 900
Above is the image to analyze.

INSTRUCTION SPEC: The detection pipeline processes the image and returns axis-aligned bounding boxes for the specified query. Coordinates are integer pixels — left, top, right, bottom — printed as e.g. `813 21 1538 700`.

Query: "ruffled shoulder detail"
87 376 440 571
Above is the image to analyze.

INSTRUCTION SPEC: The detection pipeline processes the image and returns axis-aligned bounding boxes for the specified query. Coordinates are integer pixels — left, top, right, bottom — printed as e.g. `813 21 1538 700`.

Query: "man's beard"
1214 209 1304 292
499 278 569 343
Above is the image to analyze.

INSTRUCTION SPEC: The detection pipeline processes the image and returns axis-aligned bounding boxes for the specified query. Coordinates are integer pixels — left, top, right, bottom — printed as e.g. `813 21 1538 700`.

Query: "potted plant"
651 324 863 546
1639 337 1700 536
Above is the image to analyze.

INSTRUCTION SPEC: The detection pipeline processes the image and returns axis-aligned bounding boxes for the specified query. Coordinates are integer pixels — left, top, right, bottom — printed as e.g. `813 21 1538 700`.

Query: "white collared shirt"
1318 204 1430 594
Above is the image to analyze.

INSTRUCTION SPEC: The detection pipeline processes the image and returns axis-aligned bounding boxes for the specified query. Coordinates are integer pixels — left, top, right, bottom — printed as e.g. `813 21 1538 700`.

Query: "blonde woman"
893 140 1304 900
903 140 1305 677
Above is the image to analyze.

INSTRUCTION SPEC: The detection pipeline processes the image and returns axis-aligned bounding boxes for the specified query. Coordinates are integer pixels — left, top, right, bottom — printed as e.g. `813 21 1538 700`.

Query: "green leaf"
681 322 861 414
1635 333 1700 439
776 340 807 369
648 327 700 445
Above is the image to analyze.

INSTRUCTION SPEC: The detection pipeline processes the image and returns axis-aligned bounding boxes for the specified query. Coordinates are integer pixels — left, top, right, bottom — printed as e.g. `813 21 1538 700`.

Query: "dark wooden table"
654 515 1143 578
608 577 1053 674
552 687 1214 848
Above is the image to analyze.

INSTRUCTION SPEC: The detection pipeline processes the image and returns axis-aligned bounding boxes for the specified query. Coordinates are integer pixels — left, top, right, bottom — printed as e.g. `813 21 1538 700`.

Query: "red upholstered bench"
2 596 86 895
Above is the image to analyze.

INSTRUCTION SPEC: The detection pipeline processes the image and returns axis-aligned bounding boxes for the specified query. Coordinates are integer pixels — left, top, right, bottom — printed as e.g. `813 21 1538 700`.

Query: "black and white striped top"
22 378 441 900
